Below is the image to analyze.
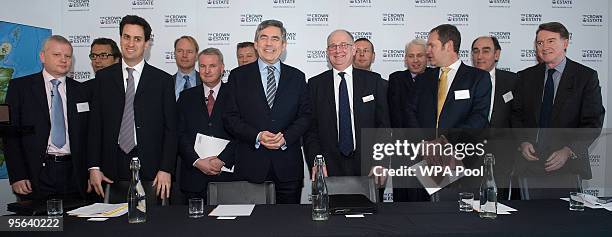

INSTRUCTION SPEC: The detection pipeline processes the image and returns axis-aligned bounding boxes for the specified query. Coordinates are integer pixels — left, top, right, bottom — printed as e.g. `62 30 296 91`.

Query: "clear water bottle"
312 155 329 221
128 157 147 223
479 153 497 219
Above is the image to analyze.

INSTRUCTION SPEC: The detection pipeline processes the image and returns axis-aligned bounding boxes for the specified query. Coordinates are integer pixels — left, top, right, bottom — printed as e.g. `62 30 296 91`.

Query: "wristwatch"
569 151 578 160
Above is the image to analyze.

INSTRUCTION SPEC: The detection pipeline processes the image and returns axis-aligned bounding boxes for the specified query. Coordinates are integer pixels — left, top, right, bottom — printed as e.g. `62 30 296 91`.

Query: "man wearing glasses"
305 29 389 177
89 38 121 73
353 38 376 71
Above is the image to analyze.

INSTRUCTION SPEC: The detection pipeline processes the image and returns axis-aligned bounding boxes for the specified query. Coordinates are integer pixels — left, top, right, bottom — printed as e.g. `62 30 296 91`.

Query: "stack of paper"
208 204 255 217
67 203 128 218
560 194 612 211
194 133 234 173
471 201 518 215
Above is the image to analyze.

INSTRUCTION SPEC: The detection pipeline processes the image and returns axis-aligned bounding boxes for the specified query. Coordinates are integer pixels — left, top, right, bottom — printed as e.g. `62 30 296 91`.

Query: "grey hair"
41 35 73 53
326 29 354 45
254 19 287 42
405 38 427 52
198 47 224 65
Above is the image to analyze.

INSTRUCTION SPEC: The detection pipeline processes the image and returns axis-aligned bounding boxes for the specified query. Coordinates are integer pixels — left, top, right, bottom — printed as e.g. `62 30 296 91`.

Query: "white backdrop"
0 0 610 209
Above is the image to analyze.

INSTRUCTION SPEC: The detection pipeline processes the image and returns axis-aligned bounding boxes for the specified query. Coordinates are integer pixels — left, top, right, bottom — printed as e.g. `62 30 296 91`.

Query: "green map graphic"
0 21 51 179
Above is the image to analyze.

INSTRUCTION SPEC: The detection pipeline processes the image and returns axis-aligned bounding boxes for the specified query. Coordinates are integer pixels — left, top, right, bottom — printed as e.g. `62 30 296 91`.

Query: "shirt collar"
548 56 567 74
333 65 354 79
177 69 196 80
42 68 66 83
489 68 496 80
203 81 222 96
258 58 281 72
122 59 145 73
447 59 462 71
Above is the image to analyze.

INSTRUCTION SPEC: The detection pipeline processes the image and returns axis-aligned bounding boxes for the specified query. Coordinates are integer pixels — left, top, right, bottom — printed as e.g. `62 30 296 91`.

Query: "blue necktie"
338 72 353 157
183 75 191 90
50 79 66 148
539 69 556 128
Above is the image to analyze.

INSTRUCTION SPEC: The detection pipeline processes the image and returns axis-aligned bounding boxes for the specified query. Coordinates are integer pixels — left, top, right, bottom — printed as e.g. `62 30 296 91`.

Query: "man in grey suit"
173 35 201 100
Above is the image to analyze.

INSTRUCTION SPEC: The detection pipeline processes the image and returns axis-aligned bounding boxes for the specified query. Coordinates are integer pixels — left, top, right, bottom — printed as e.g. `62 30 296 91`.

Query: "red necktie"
207 89 215 116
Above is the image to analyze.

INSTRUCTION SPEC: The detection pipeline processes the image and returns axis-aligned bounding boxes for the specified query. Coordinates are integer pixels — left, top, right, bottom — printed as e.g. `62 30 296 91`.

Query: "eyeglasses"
327 43 353 52
356 49 372 54
89 53 113 60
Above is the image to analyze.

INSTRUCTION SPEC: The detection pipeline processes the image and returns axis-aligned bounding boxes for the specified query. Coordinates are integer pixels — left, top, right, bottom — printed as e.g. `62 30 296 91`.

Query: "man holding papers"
177 48 235 201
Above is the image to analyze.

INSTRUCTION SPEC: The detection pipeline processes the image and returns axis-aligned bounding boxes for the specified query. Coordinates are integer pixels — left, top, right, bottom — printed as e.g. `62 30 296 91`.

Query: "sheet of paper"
471 200 517 214
345 214 365 218
67 203 128 218
411 160 464 195
217 216 237 220
560 197 612 211
208 204 255 217
194 133 234 173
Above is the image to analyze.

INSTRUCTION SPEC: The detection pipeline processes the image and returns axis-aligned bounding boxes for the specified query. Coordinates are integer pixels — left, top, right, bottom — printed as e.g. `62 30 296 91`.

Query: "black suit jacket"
177 83 235 193
4 72 89 197
304 68 390 176
88 61 177 181
511 58 604 178
407 62 491 129
489 69 518 128
223 61 311 183
388 69 414 128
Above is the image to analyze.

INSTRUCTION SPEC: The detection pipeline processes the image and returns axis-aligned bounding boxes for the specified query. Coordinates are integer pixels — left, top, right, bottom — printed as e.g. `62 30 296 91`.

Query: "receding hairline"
327 29 354 45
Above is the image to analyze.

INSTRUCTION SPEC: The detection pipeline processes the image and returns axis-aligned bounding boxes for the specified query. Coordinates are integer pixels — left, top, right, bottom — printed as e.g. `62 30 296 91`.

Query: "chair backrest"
325 176 378 203
517 174 581 200
104 181 168 206
207 181 275 205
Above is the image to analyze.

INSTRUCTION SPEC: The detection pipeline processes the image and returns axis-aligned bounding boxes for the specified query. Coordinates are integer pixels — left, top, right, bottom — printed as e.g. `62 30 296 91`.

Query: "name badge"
77 102 90 112
503 91 514 103
362 94 374 103
454 90 470 100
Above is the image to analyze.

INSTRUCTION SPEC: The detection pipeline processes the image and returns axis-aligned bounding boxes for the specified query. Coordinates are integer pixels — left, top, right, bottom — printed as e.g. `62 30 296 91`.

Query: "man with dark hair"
173 35 201 99
353 37 375 71
236 41 258 66
406 24 491 200
89 38 121 73
471 35 518 200
5 35 90 200
178 48 234 201
224 19 311 204
88 15 177 202
511 22 604 197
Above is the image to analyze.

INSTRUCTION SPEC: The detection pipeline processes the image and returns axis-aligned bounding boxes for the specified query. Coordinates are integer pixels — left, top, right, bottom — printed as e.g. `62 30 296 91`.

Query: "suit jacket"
223 61 311 183
511 58 604 179
489 69 518 128
388 68 436 128
4 72 89 197
173 72 202 93
177 83 235 193
304 68 390 176
406 62 491 129
88 61 177 181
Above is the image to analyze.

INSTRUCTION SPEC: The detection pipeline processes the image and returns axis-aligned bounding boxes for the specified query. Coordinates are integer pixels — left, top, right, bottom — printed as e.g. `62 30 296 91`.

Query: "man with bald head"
305 29 389 177
5 35 90 201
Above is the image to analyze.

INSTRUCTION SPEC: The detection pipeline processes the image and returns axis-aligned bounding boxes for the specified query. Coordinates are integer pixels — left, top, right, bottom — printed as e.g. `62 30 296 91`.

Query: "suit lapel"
209 83 225 119
322 70 338 137
491 71 504 123
248 63 269 111
352 69 365 130
531 64 546 125
31 72 51 123
550 59 575 123
65 78 78 137
441 63 468 120
112 63 126 98
274 63 289 105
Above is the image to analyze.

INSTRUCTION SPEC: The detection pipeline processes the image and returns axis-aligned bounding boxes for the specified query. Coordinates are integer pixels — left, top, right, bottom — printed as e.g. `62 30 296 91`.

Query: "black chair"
517 174 582 200
325 176 378 203
207 181 275 205
104 181 169 206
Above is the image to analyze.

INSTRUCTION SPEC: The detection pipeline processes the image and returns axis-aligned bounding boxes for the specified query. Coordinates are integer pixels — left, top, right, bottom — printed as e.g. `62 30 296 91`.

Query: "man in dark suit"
388 38 429 128
173 35 201 100
89 38 121 74
5 35 89 200
223 20 311 204
471 35 518 199
406 24 491 200
305 29 390 178
511 22 604 189
88 15 177 201
178 48 234 201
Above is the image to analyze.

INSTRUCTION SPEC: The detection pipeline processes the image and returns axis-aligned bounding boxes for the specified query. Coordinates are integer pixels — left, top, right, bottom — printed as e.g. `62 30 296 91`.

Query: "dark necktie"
119 67 136 154
183 75 191 91
50 79 66 148
207 89 215 116
539 68 556 128
338 72 353 157
266 65 276 108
